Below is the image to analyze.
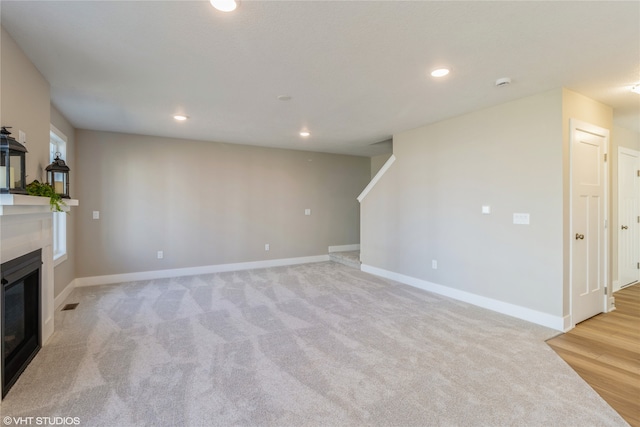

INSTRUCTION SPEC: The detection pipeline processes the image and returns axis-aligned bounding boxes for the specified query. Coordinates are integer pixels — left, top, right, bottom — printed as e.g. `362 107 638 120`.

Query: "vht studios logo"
3 417 80 426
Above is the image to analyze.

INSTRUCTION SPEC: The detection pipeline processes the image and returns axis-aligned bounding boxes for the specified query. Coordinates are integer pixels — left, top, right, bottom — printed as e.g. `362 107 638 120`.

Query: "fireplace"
0 194 78 400
1 249 41 398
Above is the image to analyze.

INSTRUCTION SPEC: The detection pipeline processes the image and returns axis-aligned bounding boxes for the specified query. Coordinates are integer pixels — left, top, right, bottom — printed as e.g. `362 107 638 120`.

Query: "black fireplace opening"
1 249 41 398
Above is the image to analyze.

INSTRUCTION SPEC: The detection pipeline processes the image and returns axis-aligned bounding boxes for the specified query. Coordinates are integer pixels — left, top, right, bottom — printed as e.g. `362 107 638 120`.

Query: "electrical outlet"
157 251 164 259
265 244 270 251
305 208 311 216
92 211 100 220
432 260 438 269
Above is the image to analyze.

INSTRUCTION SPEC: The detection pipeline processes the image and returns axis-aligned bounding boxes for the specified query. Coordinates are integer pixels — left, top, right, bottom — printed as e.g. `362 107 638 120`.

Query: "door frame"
569 119 610 328
617 146 640 291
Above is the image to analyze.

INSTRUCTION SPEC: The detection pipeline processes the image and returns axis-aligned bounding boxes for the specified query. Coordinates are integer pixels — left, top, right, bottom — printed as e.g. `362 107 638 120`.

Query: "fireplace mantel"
0 193 78 399
0 194 79 215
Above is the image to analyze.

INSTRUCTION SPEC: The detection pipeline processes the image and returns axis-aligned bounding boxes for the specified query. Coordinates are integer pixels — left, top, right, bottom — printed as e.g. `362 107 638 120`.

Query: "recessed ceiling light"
210 0 237 12
631 85 640 94
300 131 310 137
430 68 450 78
174 115 188 121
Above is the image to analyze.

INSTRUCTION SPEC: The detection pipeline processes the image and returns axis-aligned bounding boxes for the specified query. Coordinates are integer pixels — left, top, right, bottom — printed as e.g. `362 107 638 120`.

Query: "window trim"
50 124 68 265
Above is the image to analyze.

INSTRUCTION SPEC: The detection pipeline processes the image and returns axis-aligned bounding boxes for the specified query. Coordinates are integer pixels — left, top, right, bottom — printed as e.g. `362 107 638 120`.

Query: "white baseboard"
54 278 78 309
328 244 360 253
361 264 565 332
43 317 54 345
75 255 330 288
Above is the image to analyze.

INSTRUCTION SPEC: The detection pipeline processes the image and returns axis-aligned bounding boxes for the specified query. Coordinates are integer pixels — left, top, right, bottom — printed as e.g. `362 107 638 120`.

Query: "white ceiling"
1 1 639 157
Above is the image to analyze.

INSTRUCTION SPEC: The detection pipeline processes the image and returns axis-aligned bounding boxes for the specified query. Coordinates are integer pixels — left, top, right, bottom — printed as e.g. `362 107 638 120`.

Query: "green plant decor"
26 180 67 212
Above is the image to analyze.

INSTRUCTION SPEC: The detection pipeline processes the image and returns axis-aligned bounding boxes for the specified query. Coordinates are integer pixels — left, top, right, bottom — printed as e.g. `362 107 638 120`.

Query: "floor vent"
61 303 79 311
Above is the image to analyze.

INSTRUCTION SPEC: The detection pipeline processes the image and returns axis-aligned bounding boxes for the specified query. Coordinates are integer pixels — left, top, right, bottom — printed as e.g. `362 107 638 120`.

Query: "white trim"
568 119 610 328
54 278 77 309
75 255 330 287
357 154 396 202
617 146 640 292
49 124 68 143
328 244 360 253
53 252 68 267
361 264 566 331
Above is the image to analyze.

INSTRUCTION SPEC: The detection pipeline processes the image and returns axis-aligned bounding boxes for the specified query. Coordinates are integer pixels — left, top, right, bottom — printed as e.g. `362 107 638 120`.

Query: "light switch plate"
92 211 100 220
304 209 311 216
18 130 26 144
513 213 530 225
482 205 491 214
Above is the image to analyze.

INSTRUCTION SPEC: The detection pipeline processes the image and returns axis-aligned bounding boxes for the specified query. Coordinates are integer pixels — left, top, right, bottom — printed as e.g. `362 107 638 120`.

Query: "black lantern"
0 126 28 195
46 152 70 199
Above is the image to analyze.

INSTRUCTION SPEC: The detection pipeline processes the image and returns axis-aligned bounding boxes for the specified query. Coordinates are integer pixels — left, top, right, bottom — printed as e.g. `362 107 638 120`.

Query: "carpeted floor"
0 261 628 426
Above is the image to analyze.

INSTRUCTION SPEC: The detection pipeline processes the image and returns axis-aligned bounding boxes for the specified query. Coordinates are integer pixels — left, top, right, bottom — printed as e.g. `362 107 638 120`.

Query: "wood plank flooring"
547 283 640 427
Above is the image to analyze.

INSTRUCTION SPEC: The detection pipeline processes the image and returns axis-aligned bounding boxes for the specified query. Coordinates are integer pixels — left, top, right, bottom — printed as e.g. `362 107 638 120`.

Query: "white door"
618 147 640 289
571 120 608 325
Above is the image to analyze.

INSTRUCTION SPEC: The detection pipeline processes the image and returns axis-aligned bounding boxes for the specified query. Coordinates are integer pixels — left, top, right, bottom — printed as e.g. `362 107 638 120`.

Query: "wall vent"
61 303 79 311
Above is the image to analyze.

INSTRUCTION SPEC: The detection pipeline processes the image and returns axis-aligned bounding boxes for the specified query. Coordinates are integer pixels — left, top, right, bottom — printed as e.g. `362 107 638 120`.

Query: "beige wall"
2 24 369 287
0 28 75 296
0 27 50 183
370 153 392 179
1 27 78 298
50 106 77 296
362 88 617 322
362 89 565 316
613 125 640 151
75 130 370 278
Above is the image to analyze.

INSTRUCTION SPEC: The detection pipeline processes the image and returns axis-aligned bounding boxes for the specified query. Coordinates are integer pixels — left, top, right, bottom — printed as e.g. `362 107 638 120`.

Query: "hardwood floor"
547 283 640 427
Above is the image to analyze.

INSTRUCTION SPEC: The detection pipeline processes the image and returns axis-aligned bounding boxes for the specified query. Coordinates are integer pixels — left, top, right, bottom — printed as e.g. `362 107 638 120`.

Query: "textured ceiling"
1 1 639 156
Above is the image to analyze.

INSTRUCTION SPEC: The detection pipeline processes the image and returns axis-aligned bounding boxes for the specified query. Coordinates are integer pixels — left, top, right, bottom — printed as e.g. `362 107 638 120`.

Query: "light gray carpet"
328 251 362 270
0 261 628 426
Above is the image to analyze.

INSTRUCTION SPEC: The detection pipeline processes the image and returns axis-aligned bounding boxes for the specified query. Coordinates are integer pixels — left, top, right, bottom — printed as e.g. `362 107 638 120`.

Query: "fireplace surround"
0 194 78 399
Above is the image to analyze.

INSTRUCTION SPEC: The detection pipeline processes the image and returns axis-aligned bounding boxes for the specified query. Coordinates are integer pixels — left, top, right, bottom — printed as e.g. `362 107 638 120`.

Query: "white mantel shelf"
0 194 79 215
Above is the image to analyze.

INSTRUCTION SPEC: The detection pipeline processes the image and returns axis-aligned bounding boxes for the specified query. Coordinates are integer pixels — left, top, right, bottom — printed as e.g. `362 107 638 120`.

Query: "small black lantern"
46 152 70 199
0 126 28 195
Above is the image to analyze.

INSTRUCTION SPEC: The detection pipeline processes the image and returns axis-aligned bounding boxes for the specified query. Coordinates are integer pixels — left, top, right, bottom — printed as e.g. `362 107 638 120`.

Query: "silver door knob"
575 233 585 240
621 225 628 230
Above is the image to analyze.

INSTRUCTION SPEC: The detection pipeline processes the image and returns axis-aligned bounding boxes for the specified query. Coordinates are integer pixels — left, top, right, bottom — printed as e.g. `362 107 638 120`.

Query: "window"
50 124 67 266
